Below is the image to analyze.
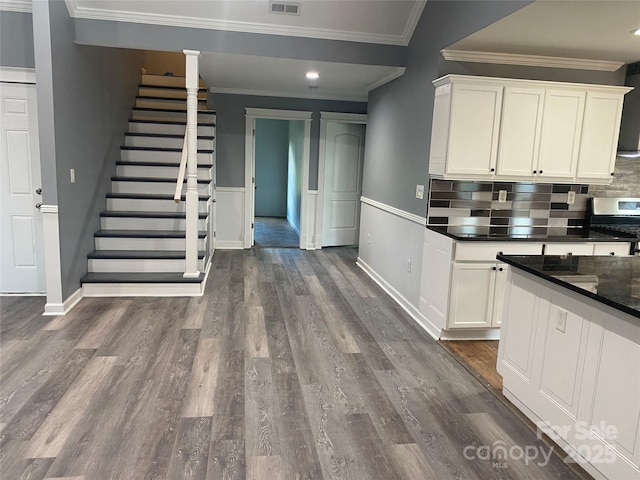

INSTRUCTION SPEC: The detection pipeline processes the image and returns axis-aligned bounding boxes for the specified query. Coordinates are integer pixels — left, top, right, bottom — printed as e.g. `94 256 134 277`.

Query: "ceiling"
5 1 640 99
447 0 640 67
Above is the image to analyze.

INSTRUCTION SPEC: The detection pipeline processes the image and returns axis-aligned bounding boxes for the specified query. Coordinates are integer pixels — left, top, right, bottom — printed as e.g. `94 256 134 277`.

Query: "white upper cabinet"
536 89 585 178
446 84 502 176
429 75 631 184
576 91 625 181
497 87 545 177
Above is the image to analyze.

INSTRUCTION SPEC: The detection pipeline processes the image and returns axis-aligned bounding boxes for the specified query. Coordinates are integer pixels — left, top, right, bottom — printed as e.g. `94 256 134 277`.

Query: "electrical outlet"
567 191 576 205
556 309 567 333
367 233 371 244
70 168 75 183
498 190 507 203
407 259 412 273
416 184 424 200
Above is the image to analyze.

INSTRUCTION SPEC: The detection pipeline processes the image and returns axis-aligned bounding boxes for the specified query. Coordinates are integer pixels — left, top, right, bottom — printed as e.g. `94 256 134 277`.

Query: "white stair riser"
83 281 203 297
135 98 207 111
101 216 208 231
138 87 207 100
95 236 206 251
116 165 212 180
128 122 214 136
132 110 215 124
121 149 213 164
142 74 206 89
112 181 210 196
107 198 209 213
125 136 214 150
89 257 206 273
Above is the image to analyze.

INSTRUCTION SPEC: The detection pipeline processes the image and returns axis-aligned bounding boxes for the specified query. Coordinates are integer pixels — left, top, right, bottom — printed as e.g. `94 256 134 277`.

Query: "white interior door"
0 82 45 293
322 122 365 247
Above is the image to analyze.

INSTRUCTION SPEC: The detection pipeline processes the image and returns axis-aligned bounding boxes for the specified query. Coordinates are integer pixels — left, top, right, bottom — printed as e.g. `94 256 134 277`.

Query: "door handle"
35 203 42 210
36 188 42 195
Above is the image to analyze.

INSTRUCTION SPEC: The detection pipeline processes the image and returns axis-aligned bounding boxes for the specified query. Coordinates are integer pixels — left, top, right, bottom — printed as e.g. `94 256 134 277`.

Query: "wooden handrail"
174 133 188 203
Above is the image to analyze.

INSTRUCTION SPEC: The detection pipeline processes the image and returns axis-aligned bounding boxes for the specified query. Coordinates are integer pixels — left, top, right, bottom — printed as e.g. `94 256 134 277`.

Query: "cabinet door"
449 263 495 328
497 87 545 177
491 264 509 327
537 89 585 178
446 84 503 176
576 92 624 181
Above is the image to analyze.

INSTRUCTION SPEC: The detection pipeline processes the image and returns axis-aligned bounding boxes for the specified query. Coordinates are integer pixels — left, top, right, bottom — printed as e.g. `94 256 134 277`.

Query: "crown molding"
210 86 366 103
441 49 625 72
65 0 417 46
0 0 31 13
365 67 406 92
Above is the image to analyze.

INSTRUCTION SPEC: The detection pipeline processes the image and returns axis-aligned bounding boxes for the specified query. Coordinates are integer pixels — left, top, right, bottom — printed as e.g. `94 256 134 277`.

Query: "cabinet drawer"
544 243 593 256
454 242 542 261
592 242 631 256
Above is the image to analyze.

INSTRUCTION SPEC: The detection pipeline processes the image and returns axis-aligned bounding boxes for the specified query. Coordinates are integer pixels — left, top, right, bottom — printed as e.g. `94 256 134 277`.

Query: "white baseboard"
356 257 441 340
287 215 300 236
216 240 244 249
440 328 501 341
43 287 83 316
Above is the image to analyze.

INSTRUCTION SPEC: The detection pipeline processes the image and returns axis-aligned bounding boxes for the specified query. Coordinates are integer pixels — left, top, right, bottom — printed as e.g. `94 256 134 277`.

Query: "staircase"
81 73 216 296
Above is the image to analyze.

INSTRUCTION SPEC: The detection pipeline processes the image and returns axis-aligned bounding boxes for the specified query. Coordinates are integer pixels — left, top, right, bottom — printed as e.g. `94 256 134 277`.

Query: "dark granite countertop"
427 225 635 243
497 254 640 319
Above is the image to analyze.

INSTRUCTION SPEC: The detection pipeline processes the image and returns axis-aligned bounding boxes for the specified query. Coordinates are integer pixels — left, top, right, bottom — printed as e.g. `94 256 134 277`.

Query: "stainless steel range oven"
586 197 640 253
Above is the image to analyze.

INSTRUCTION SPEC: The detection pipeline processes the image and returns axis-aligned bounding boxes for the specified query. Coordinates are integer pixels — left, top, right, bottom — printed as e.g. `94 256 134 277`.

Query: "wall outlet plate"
556 309 567 333
70 168 75 183
498 190 507 203
416 184 424 200
567 191 576 204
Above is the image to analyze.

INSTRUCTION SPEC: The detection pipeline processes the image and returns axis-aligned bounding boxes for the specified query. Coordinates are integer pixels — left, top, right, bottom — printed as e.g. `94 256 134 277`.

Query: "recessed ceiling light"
305 71 319 80
633 28 640 36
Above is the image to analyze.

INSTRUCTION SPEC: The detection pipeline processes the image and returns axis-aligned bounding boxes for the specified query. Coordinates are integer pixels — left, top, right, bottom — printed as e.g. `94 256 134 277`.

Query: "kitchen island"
496 254 640 480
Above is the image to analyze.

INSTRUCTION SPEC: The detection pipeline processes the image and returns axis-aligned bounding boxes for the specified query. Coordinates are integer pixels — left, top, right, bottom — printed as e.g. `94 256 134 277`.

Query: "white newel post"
183 49 201 278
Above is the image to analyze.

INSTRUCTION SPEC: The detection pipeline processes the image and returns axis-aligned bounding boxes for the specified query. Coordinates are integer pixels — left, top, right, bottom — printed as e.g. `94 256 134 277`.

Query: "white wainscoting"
302 190 317 250
357 198 439 340
216 187 245 249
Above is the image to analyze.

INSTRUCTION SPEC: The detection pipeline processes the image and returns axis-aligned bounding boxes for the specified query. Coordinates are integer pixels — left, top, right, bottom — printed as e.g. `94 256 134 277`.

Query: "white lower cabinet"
419 228 632 339
449 262 508 329
499 270 640 480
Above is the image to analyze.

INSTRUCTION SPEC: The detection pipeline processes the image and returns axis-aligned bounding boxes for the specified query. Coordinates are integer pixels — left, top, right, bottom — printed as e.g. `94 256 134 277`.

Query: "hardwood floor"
1 248 585 479
254 217 299 248
440 340 503 392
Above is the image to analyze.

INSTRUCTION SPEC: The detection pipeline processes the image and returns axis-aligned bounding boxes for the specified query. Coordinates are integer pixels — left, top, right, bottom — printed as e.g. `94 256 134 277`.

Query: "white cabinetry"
429 75 631 184
536 89 585 178
576 91 625 181
449 262 508 329
419 228 632 340
499 270 640 480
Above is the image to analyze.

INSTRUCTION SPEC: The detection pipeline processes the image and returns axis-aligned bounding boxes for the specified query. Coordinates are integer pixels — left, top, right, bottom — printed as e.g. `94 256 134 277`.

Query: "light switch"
416 184 424 199
70 168 75 183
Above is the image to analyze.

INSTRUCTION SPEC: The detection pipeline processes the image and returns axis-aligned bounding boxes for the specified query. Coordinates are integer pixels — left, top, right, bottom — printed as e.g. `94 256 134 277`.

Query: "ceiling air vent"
269 1 301 15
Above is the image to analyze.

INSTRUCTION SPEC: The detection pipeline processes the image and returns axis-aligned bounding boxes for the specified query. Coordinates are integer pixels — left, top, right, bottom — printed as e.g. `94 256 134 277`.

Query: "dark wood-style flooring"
1 248 584 479
254 217 299 248
440 340 503 392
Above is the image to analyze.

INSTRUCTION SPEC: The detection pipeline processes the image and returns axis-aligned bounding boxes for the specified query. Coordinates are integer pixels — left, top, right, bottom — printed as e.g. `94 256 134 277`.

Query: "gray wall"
211 94 366 189
364 0 538 216
255 118 289 217
33 0 143 299
74 18 406 68
0 11 35 68
287 120 304 232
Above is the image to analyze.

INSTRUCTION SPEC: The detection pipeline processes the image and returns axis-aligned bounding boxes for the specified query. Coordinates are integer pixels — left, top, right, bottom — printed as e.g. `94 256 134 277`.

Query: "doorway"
244 108 312 249
253 118 300 248
0 80 45 293
316 113 367 248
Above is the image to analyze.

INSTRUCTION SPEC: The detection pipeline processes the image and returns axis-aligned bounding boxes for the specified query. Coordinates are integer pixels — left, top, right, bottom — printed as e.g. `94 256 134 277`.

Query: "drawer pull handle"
498 267 504 271
610 252 615 256
533 170 537 174
492 266 497 271
490 168 495 172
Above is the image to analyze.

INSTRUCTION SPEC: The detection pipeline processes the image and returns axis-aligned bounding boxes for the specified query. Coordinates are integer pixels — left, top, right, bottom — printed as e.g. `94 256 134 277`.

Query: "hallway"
0 248 585 479
254 217 299 248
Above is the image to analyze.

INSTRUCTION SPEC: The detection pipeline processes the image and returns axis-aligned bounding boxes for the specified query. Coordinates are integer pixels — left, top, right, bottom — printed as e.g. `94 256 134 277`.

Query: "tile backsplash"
427 179 590 236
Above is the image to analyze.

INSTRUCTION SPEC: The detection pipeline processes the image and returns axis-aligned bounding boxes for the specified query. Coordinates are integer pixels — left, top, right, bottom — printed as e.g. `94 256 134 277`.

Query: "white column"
183 49 201 278
41 205 64 315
